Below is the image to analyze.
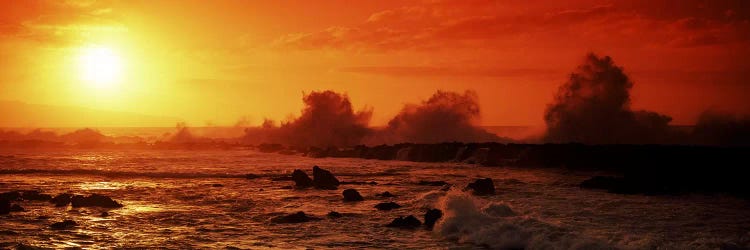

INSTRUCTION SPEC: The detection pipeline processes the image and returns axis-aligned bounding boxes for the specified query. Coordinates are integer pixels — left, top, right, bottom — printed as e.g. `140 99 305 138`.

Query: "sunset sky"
1 0 748 127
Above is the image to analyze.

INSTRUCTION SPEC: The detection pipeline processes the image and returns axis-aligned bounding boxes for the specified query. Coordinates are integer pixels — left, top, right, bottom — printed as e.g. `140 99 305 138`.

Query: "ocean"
1 148 748 249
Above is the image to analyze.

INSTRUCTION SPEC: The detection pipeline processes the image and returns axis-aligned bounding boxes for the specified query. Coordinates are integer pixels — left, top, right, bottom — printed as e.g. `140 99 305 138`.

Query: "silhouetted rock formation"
342 189 364 202
376 191 397 198
0 191 20 201
312 166 340 190
270 212 322 224
51 193 72 207
296 143 750 197
374 202 401 211
466 178 495 195
424 209 443 230
579 176 681 195
21 191 52 201
386 215 422 229
292 169 313 188
50 220 78 230
71 194 123 208
0 199 10 214
327 211 342 218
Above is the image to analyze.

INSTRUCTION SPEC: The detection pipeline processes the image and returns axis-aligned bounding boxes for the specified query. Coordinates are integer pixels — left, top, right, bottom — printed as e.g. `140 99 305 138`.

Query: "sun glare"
78 46 123 89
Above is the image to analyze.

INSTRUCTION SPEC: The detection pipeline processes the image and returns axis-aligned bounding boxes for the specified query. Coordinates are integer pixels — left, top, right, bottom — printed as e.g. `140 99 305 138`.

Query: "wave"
433 190 612 250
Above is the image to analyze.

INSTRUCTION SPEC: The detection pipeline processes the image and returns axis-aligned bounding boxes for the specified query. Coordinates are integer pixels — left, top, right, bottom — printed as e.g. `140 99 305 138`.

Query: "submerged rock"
292 169 313 188
327 211 343 218
21 191 52 201
466 178 495 195
312 166 340 190
417 180 448 186
386 215 422 229
211 184 224 187
10 204 24 212
376 191 397 198
374 202 401 211
50 220 78 230
342 189 364 202
71 194 123 208
50 193 72 207
270 212 321 224
423 209 443 229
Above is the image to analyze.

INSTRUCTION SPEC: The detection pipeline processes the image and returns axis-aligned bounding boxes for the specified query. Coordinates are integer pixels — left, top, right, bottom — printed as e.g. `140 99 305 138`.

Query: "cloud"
273 0 750 51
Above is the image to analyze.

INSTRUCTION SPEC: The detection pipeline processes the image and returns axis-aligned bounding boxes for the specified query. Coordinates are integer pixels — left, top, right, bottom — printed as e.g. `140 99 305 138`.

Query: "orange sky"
1 0 749 127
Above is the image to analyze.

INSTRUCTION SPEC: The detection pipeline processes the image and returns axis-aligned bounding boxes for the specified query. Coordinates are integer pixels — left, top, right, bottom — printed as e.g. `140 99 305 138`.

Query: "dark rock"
417 180 448 186
50 193 72 207
10 204 24 212
50 220 78 230
292 169 313 188
386 215 422 229
21 191 52 201
270 176 293 181
100 212 109 217
466 178 495 195
312 166 340 190
0 191 20 201
377 191 397 198
423 209 443 229
327 211 342 218
374 202 401 211
270 211 321 224
211 184 224 187
244 174 261 179
342 189 364 202
0 198 10 215
579 176 621 190
71 194 123 208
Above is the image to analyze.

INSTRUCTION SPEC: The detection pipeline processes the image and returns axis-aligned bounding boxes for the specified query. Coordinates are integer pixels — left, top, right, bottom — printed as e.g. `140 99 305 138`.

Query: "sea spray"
433 190 611 249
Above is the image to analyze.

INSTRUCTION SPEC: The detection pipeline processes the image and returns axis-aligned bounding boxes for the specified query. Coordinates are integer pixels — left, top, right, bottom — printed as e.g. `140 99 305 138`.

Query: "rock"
423 209 443 229
50 193 72 207
386 215 422 229
50 220 78 230
244 174 261 179
270 176 293 181
342 189 364 202
71 194 123 208
327 211 342 218
0 191 20 201
377 191 397 198
374 202 401 211
10 204 24 212
292 169 313 188
0 199 10 215
211 184 224 187
312 166 340 190
417 180 448 186
21 191 52 201
466 178 495 195
100 212 109 217
270 212 321 224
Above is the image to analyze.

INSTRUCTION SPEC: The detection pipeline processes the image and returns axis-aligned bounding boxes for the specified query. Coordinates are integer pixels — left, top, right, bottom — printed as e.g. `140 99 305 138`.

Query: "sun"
78 46 124 89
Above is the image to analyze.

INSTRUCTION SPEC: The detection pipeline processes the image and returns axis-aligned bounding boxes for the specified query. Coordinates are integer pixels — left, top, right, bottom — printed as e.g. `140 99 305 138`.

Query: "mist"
543 53 674 144
365 90 505 144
